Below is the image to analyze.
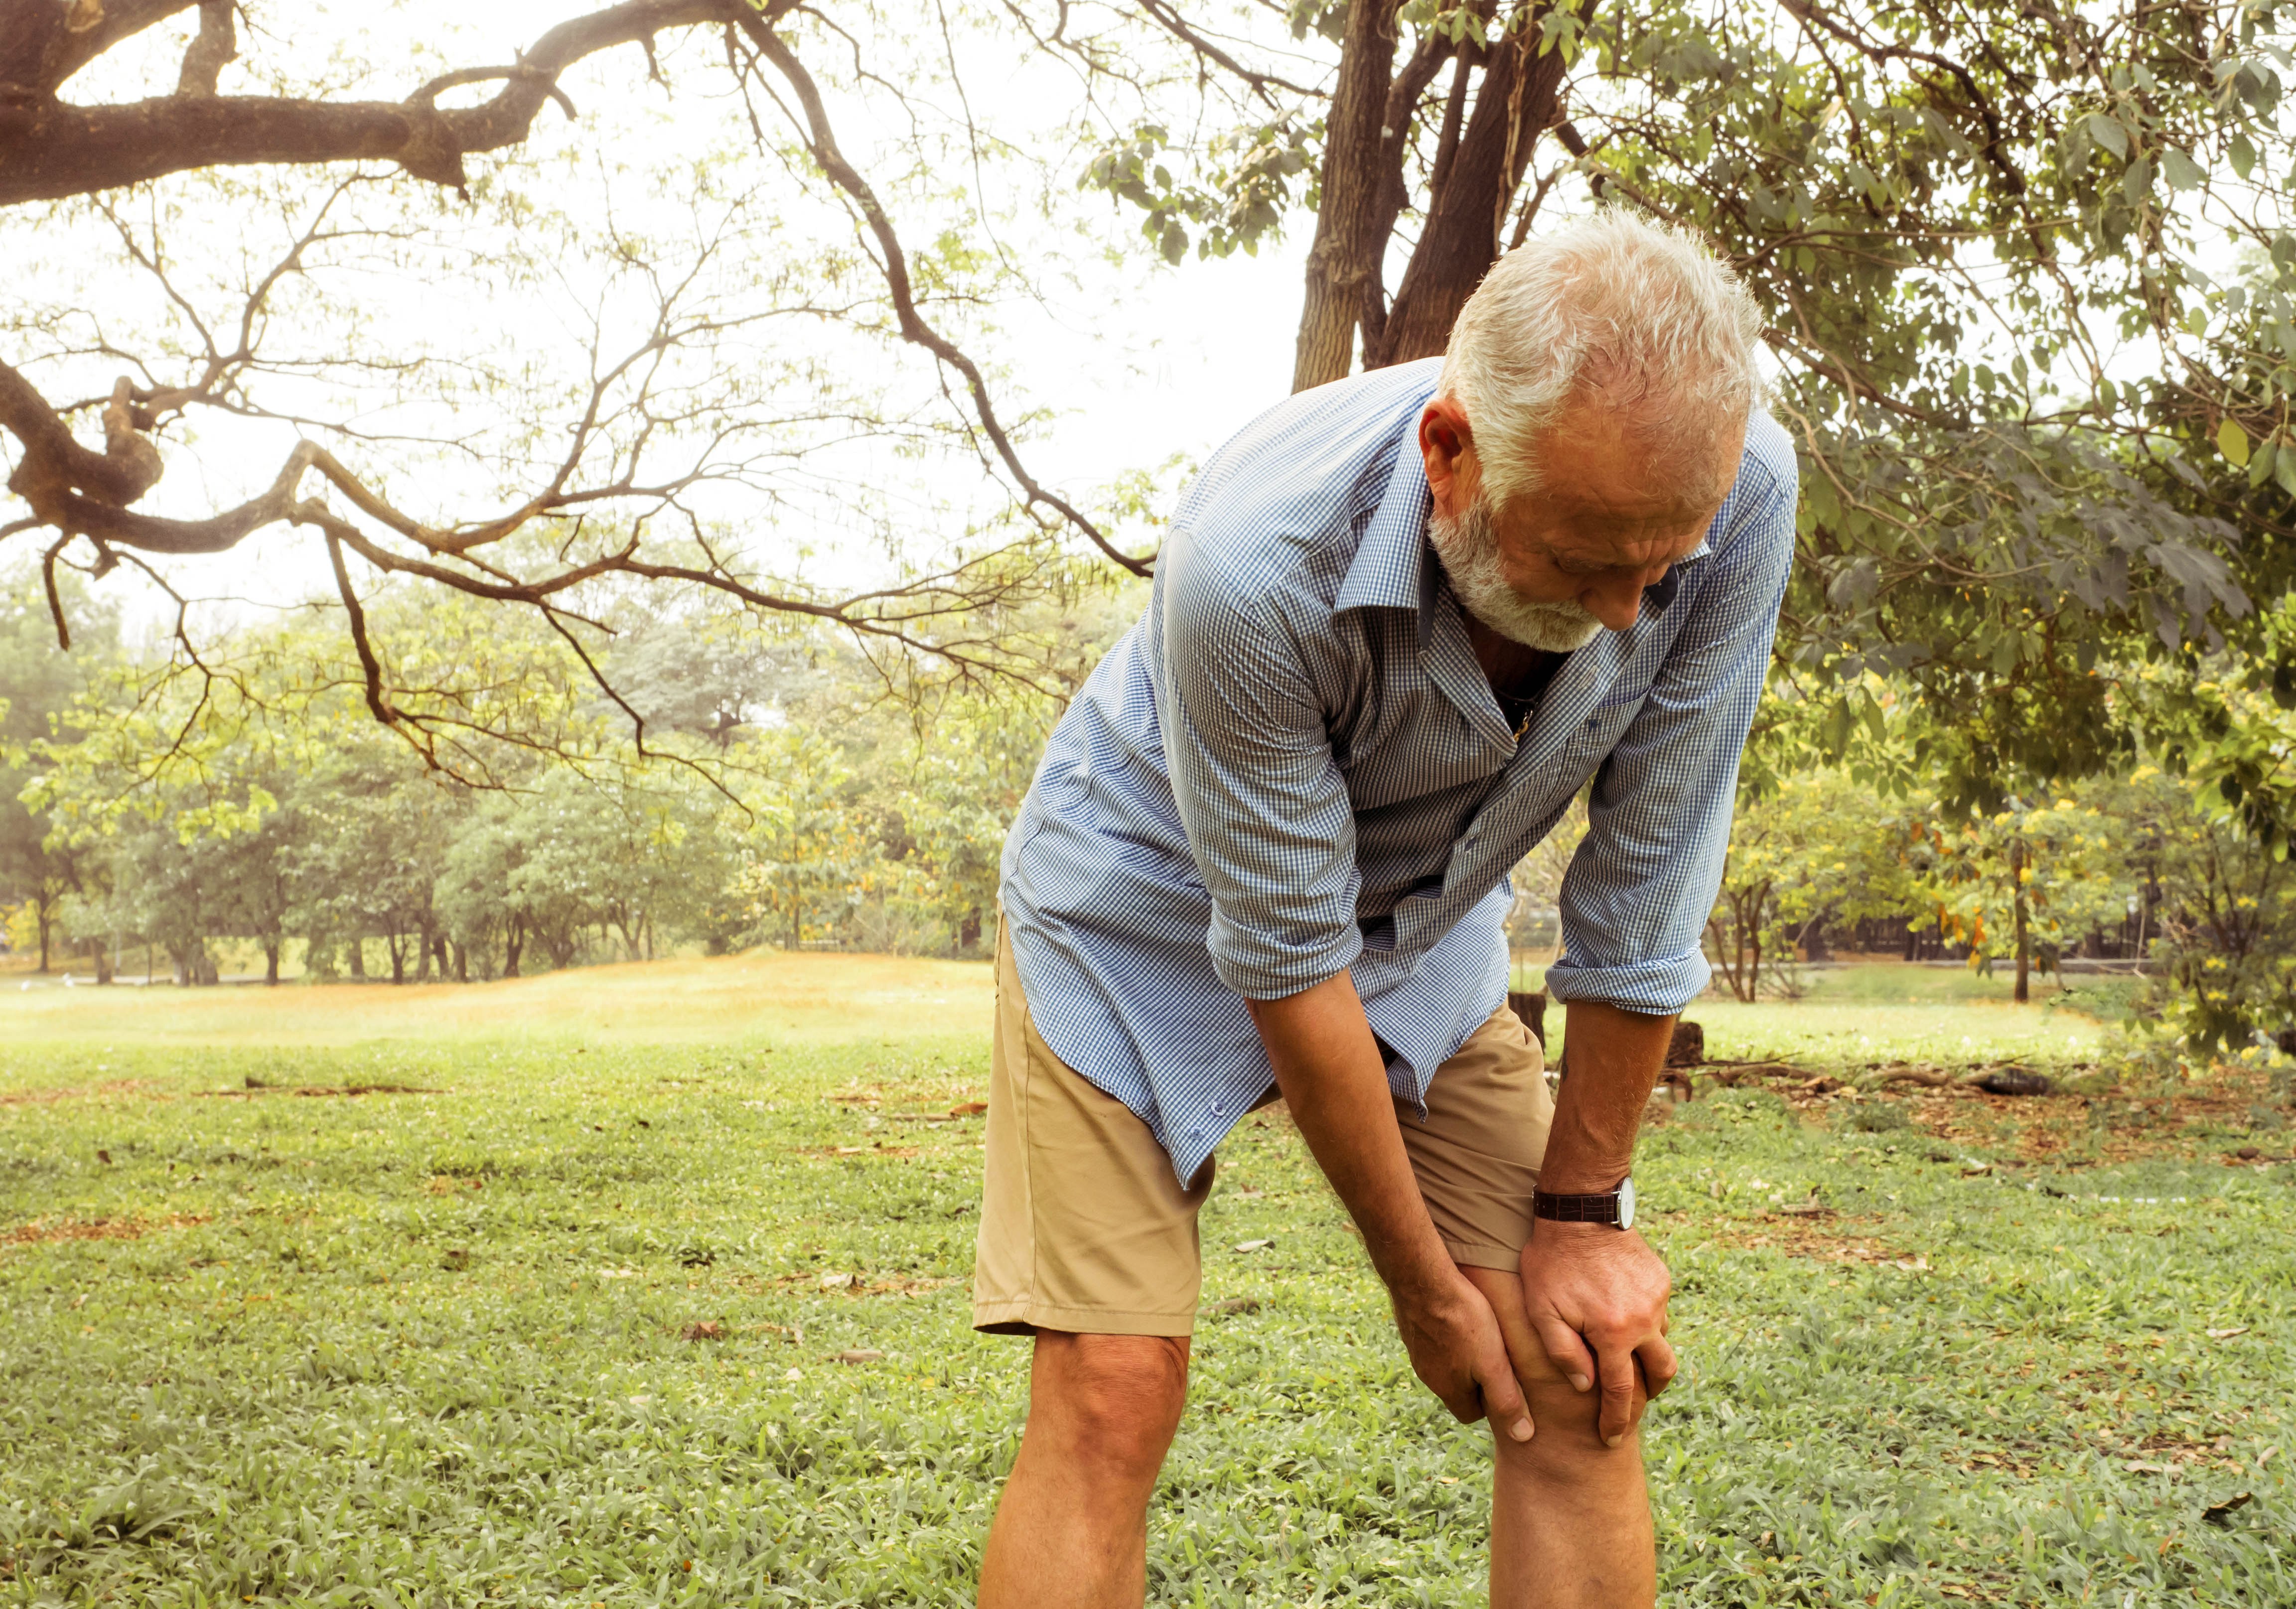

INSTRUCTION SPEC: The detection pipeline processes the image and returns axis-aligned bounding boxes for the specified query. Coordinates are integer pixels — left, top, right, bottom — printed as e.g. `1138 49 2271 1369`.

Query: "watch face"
1618 1175 1636 1230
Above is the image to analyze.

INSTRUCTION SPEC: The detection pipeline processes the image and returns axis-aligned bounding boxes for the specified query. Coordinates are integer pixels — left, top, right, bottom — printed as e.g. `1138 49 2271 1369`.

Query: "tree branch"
0 0 737 206
173 0 232 98
732 11 1152 577
0 0 196 102
0 358 162 510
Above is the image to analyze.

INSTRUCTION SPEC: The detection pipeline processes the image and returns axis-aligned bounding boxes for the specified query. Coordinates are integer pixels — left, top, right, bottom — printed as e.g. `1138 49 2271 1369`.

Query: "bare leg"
1463 1265 1655 1609
978 1331 1191 1609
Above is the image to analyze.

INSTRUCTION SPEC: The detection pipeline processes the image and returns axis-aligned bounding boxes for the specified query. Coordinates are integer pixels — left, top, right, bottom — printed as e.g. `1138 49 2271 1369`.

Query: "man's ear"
1419 397 1476 515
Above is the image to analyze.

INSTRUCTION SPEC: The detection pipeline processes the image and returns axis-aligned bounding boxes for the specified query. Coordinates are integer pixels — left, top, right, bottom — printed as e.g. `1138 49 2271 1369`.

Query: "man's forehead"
1531 490 1718 568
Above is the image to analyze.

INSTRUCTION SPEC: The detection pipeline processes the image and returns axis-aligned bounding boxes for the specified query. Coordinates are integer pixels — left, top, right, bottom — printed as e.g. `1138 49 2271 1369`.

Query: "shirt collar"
1333 413 1435 618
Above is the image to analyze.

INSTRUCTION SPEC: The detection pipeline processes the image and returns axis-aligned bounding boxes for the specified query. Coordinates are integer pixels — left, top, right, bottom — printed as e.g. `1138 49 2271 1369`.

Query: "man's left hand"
1516 1220 1676 1447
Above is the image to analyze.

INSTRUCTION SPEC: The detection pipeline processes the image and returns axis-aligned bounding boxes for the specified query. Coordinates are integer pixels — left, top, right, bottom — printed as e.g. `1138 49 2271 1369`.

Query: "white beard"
1427 495 1605 652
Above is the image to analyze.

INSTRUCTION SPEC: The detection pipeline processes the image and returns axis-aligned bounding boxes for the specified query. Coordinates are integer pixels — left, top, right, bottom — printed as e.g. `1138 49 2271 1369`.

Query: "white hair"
1436 209 1765 510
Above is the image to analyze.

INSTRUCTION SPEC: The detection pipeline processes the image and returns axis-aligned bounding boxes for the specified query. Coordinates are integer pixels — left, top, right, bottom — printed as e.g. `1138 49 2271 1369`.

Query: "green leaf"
2220 415 2252 467
2232 132 2259 179
2161 147 2205 190
2086 113 2130 160
2274 444 2296 498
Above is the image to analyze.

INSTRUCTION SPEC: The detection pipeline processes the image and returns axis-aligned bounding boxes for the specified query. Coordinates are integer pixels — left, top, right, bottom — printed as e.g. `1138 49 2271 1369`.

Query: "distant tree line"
0 566 1125 984
1694 754 2296 1034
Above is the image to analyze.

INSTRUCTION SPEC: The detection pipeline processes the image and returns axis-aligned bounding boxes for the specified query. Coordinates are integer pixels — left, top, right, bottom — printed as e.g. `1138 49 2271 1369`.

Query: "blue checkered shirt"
1003 358 1797 1183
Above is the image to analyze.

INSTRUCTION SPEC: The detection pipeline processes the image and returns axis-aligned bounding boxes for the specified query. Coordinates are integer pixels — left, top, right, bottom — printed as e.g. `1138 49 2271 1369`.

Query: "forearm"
1543 1003 1677 1192
1246 970 1454 1301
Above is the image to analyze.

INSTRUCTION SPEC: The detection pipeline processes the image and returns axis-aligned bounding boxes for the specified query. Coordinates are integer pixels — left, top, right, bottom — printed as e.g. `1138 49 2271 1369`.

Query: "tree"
725 727 876 950
1905 792 2131 1002
1703 768 1906 1001
0 560 117 969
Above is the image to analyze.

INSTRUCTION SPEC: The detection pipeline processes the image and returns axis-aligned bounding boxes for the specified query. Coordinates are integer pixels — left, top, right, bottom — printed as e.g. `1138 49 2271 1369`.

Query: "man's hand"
1517 1220 1676 1447
1245 969 1534 1445
1392 1267 1537 1442
1524 1000 1684 1447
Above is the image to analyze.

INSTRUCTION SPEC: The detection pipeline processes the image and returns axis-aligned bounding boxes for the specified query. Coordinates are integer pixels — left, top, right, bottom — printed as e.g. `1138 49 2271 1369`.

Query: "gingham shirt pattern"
1002 358 1798 1184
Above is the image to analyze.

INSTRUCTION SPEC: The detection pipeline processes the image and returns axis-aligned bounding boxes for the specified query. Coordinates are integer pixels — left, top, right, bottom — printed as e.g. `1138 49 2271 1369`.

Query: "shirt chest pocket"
1569 678 1657 753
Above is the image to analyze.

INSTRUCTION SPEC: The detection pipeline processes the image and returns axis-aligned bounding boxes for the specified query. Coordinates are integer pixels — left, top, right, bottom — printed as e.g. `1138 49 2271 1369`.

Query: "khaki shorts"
973 930 1553 1337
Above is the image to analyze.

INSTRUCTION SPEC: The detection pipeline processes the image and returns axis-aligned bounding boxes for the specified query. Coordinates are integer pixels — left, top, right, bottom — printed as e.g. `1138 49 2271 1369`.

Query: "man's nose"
1580 571 1653 632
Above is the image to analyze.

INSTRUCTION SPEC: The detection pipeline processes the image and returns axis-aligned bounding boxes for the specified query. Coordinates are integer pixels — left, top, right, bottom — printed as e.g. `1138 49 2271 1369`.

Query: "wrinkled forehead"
1516 479 1722 570
1511 402 1742 564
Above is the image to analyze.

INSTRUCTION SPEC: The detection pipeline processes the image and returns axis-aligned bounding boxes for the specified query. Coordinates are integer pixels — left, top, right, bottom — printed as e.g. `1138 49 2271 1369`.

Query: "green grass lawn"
2 960 2292 1606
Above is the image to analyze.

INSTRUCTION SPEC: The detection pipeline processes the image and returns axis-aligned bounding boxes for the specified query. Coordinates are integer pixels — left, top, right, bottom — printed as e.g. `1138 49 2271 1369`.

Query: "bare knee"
1027 1332 1189 1485
1497 1375 1649 1491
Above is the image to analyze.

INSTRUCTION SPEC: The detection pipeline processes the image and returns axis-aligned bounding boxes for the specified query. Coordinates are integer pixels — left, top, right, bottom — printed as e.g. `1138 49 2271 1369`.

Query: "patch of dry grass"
0 950 993 1052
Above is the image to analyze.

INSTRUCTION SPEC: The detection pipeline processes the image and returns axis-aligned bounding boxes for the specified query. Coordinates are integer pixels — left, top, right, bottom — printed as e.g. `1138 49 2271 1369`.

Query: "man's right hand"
1245 969 1535 1442
1391 1269 1536 1443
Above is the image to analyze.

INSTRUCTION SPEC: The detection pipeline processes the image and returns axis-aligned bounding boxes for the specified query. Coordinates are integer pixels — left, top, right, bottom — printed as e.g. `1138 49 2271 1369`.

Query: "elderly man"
974 210 1794 1607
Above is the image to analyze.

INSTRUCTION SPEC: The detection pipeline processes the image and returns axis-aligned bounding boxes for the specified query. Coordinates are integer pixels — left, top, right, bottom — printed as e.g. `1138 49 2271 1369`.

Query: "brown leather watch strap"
1533 1191 1620 1224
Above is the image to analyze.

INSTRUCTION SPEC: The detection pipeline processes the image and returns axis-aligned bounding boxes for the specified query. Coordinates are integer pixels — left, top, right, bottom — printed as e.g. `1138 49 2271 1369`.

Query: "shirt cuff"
1208 918 1366 1001
1543 950 1710 1015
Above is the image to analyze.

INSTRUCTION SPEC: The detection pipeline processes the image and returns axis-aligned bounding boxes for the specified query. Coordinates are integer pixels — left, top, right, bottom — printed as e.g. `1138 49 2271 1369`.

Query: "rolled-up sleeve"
1545 471 1796 1014
1154 529 1364 999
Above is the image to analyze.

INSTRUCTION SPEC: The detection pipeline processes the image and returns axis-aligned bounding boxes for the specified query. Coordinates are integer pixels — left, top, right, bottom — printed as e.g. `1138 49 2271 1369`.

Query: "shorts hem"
1441 1238 1526 1273
971 1296 1196 1338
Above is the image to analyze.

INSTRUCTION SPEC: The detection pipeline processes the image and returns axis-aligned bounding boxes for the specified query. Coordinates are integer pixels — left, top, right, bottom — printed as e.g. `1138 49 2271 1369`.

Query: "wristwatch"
1533 1175 1635 1230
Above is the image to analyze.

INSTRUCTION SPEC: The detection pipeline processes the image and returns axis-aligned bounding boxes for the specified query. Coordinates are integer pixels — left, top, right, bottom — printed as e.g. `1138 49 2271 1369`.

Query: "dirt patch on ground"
194 1082 440 1100
824 1082 989 1111
3 1213 208 1246
1687 1209 1929 1269
752 1269 960 1298
1906 1065 2283 1167
1688 1057 2290 1169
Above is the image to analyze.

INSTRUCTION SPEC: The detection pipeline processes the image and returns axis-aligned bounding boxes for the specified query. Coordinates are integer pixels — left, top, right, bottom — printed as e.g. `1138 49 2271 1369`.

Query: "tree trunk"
1290 0 1401 392
504 920 523 978
263 941 280 985
1293 2 1592 390
92 937 113 984
453 939 467 983
2010 837 2031 1004
1374 16 1580 367
348 936 367 979
35 900 50 972
387 933 406 984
